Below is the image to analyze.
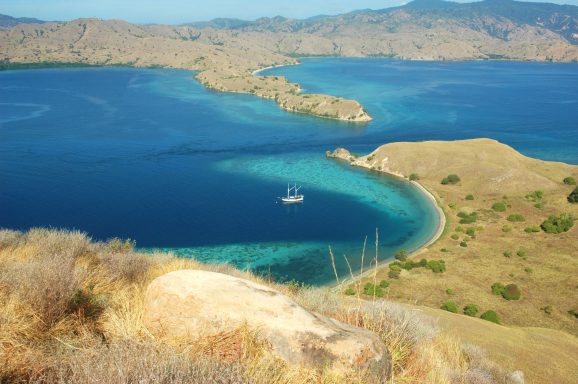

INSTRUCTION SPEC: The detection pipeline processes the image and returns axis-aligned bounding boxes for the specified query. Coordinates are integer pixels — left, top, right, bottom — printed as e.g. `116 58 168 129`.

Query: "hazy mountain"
0 14 45 28
188 0 578 45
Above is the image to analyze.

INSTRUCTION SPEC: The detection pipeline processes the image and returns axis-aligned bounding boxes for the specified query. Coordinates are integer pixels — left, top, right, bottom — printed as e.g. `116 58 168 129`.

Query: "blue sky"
2 0 577 24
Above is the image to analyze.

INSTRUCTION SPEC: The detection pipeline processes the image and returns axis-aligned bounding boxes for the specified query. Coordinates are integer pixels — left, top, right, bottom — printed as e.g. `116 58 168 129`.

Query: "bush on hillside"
503 250 512 258
426 260 446 273
502 284 521 301
480 310 500 324
363 282 384 298
541 213 575 233
441 174 460 185
451 234 459 240
568 187 578 203
459 241 468 247
379 279 390 288
466 227 476 238
344 287 356 296
525 190 543 202
463 304 479 317
563 176 576 185
409 173 420 181
524 226 540 233
458 211 478 224
491 283 506 296
507 214 525 222
492 202 507 212
441 301 458 313
465 194 474 200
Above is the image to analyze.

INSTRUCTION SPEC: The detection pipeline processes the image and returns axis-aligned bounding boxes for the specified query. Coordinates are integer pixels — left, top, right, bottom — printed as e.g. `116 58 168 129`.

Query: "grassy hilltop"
330 138 578 383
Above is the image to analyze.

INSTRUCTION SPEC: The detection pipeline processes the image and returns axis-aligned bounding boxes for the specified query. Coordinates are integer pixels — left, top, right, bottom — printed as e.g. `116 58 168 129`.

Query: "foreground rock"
144 270 390 377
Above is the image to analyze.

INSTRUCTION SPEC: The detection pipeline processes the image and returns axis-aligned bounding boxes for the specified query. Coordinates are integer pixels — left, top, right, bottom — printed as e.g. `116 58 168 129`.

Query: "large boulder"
144 270 390 377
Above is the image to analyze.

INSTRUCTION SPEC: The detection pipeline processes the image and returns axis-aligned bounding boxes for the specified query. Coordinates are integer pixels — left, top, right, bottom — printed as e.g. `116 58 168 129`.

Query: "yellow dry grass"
0 228 519 384
336 138 578 384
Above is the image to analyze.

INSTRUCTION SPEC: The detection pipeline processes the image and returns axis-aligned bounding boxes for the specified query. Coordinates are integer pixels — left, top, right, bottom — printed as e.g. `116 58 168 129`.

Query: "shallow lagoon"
1 59 577 284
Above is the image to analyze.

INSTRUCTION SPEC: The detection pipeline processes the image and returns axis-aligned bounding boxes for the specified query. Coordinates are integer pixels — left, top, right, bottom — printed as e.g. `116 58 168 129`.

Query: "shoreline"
328 158 447 291
251 61 300 76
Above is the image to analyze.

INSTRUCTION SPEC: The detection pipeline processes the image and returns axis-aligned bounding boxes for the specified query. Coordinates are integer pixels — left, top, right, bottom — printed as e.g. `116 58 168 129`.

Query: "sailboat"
280 183 304 203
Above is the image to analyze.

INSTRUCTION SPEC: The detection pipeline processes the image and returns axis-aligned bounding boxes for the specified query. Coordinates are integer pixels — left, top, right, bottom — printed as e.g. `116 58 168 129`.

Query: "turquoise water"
1 59 577 284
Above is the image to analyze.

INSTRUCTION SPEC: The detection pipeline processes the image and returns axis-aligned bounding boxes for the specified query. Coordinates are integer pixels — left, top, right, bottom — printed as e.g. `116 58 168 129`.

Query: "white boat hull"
280 195 304 203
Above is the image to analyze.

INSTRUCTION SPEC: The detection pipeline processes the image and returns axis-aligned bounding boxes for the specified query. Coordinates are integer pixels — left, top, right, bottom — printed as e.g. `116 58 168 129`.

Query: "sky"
2 0 577 24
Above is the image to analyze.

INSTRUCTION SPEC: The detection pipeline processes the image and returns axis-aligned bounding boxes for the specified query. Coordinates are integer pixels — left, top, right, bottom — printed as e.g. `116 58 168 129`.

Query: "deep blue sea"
1 59 577 284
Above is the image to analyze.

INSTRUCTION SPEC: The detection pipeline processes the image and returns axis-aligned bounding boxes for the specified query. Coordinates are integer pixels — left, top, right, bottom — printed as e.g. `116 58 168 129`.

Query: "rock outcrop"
144 270 390 377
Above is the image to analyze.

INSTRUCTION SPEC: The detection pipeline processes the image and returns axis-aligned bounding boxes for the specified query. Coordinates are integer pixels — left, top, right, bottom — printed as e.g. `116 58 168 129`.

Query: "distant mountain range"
0 14 45 28
185 0 578 45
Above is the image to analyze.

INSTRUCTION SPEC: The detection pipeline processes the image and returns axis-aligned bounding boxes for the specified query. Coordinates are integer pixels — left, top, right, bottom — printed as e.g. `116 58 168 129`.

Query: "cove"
1 59 577 284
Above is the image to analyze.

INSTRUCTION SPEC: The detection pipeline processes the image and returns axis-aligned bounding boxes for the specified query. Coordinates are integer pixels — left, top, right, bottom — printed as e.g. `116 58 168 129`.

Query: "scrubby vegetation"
563 176 576 185
541 213 575 233
463 304 479 317
502 284 521 301
409 173 420 181
480 310 500 324
568 186 578 203
441 174 460 185
506 214 525 222
492 202 507 212
441 301 458 313
457 211 478 224
0 229 515 384
465 194 474 200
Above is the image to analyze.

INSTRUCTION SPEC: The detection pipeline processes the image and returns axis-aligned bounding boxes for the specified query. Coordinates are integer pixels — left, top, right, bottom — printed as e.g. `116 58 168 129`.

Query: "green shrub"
466 227 476 237
426 260 446 273
448 202 457 209
534 203 544 209
394 249 408 261
379 280 390 288
389 263 402 272
503 250 512 258
524 267 533 273
502 225 512 233
455 226 463 232
568 309 578 319
409 173 420 181
492 202 507 212
525 190 544 202
459 241 468 247
441 174 461 185
465 194 474 200
567 187 578 203
507 214 525 222
502 284 521 300
541 213 575 233
363 282 384 297
344 287 356 296
463 304 479 317
446 288 454 295
440 248 449 253
481 310 500 324
516 249 526 257
563 176 576 185
524 226 540 233
441 301 458 313
451 234 459 240
458 211 478 224
491 282 506 296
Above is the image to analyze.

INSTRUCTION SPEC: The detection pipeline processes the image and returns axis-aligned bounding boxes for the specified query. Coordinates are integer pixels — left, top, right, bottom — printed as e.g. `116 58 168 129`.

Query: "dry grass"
0 228 522 384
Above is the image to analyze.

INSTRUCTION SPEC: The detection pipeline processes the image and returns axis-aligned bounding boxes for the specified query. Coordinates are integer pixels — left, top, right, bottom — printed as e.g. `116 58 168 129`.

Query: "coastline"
251 61 300 76
327 157 447 291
